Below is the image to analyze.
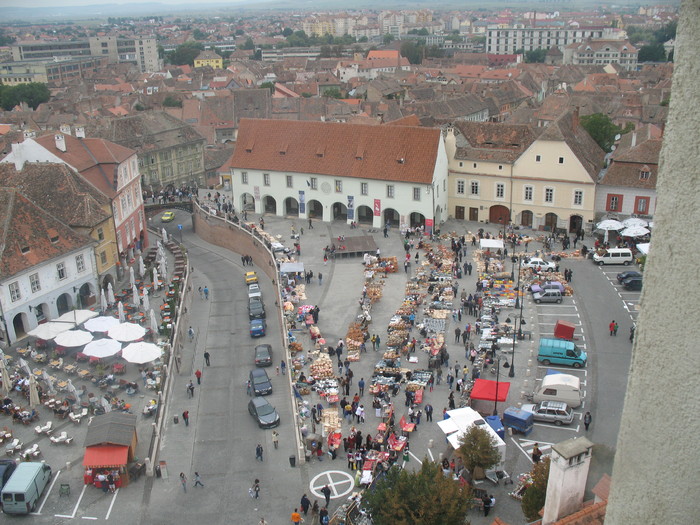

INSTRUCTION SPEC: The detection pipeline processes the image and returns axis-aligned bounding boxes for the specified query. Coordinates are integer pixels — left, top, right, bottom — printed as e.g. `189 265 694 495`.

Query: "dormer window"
21 246 30 254
48 228 59 244
51 236 59 243
640 166 651 180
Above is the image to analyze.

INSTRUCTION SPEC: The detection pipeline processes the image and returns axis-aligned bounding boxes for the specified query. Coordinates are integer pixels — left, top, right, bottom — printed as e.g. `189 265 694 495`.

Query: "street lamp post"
509 282 525 378
493 356 500 416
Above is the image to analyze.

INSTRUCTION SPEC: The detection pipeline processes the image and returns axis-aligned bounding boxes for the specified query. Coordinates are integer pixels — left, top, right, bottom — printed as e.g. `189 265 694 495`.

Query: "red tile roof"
229 119 441 184
0 187 94 279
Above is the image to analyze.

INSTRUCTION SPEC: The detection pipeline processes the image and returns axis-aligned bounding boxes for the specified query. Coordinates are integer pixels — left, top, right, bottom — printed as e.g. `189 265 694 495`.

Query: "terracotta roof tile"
229 119 441 184
0 187 94 279
454 121 541 163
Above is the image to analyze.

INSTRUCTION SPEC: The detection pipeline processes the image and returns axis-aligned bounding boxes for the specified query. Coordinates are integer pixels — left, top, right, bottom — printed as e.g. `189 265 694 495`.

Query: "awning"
479 239 504 250
469 379 511 402
83 445 129 468
636 242 650 255
280 262 304 274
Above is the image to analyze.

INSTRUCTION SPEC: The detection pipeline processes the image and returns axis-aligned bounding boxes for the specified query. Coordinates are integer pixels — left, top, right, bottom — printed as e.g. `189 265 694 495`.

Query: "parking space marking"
104 488 120 520
533 422 581 432
54 483 88 520
34 468 61 515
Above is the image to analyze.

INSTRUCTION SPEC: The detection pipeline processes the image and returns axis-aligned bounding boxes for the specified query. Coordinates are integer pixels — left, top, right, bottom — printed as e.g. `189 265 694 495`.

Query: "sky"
3 0 247 7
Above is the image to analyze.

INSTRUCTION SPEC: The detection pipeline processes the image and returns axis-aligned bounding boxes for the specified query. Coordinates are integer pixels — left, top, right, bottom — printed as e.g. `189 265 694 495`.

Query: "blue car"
250 319 267 337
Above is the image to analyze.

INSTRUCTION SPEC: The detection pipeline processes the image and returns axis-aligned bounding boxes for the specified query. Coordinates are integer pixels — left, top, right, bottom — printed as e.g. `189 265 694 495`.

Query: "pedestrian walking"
272 430 279 449
180 472 187 493
301 494 311 515
482 495 491 516
613 321 619 335
321 484 331 507
425 403 433 422
358 378 365 396
203 351 211 366
187 381 195 398
256 443 264 461
291 509 302 524
319 273 323 285
193 472 204 487
454 327 461 343
198 287 203 299
309 218 313 229
195 369 202 385
532 443 542 463
584 411 592 431
188 326 194 342
182 410 189 427
203 286 209 300
251 479 260 499
609 320 616 336
281 360 287 375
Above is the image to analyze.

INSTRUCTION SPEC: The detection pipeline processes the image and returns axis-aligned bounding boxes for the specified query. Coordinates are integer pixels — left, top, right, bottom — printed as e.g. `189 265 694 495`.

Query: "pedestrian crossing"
513 438 555 463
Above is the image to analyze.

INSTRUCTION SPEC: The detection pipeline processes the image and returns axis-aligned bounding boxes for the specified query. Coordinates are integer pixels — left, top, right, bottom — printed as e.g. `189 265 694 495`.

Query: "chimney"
75 126 85 138
630 131 637 148
54 134 67 152
572 106 580 130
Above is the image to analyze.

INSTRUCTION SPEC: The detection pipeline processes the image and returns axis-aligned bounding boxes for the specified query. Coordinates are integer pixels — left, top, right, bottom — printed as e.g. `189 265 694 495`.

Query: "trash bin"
289 455 296 467
173 415 179 424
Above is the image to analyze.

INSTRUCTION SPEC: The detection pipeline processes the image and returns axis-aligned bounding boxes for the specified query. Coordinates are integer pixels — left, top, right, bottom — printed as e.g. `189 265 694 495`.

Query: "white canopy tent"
55 310 99 325
479 239 505 250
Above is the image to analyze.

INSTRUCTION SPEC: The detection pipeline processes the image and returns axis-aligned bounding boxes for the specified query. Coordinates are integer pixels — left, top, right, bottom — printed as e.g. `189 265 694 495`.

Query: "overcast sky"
4 0 245 7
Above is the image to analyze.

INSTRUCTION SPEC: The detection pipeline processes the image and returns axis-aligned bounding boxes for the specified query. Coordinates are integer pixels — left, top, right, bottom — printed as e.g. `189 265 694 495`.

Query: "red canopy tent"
83 445 129 469
469 379 510 402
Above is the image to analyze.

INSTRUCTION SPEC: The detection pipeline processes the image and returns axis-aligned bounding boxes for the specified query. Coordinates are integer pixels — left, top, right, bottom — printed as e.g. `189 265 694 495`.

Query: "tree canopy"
580 113 633 152
455 425 501 478
362 461 470 525
637 43 667 62
167 42 204 66
521 457 550 521
0 83 50 111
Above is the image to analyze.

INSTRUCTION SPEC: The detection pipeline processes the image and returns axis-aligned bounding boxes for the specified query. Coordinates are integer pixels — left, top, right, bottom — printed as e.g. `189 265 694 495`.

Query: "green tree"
363 461 470 525
162 95 182 107
260 81 275 93
0 82 50 111
383 33 394 44
242 37 255 50
455 425 501 479
192 28 207 40
320 45 332 58
400 40 423 65
580 113 631 152
521 457 550 521
167 42 204 66
322 87 342 99
282 27 293 37
525 48 547 63
638 43 666 62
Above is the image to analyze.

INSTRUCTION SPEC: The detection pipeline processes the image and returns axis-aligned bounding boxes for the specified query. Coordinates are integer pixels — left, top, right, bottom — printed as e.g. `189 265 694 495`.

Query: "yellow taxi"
160 211 175 223
245 271 258 284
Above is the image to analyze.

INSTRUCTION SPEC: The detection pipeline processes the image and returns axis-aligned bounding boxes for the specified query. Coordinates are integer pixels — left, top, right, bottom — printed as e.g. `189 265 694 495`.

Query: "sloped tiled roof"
454 121 541 163
0 163 110 228
96 112 205 152
84 412 137 448
229 118 441 184
0 187 94 279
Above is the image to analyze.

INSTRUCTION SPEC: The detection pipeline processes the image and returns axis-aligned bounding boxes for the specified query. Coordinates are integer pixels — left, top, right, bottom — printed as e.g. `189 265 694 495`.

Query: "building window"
635 196 650 214
286 175 293 188
456 180 465 194
9 281 21 302
263 173 270 186
607 194 622 211
459 162 463 167
573 190 583 206
76 254 86 273
30 273 41 293
360 182 368 196
97 228 104 241
57 262 67 280
335 180 342 193
558 157 564 164
640 168 650 180
413 187 421 201
524 185 533 201
545 188 554 203
498 165 503 171
496 183 505 199
241 171 248 184
470 181 479 195
536 155 541 162
473 163 477 168
100 251 108 265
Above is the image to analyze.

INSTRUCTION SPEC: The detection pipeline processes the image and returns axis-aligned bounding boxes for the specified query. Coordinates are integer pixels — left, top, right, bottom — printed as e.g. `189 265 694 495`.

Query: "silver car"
522 401 575 425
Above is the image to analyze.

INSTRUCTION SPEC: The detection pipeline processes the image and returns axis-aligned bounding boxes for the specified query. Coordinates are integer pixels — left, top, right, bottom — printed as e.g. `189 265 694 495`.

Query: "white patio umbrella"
161 228 168 243
138 256 146 279
596 219 623 243
129 266 136 288
100 289 108 312
27 321 74 340
159 258 168 280
108 322 147 342
121 342 162 364
157 241 166 259
620 226 650 238
132 284 140 306
118 301 125 323
84 316 120 333
107 282 116 304
29 375 40 408
41 371 56 395
153 267 160 289
149 309 159 333
0 357 11 396
622 217 649 229
100 396 112 413
141 289 150 312
54 329 93 347
55 310 98 325
83 338 122 358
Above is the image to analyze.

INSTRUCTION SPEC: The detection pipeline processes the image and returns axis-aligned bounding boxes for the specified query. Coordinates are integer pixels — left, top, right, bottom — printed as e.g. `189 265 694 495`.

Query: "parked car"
245 271 258 284
616 271 642 284
254 344 273 367
533 289 563 304
530 281 565 294
249 368 272 396
250 319 266 337
160 211 175 223
248 297 266 320
522 401 575 425
271 242 289 254
622 277 643 291
248 397 280 428
248 283 262 299
521 257 556 271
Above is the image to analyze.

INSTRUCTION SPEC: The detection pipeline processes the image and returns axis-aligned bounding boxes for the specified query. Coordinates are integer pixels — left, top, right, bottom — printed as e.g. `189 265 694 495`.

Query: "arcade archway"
284 197 299 217
489 205 510 225
383 208 399 227
356 205 373 224
308 200 323 220
240 193 255 211
569 214 583 234
520 210 533 228
56 293 73 316
332 202 347 221
262 196 277 215
409 212 426 228
545 212 559 232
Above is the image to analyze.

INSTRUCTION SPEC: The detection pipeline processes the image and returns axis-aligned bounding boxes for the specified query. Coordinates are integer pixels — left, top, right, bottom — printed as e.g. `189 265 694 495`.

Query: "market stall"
82 412 137 488
469 379 511 417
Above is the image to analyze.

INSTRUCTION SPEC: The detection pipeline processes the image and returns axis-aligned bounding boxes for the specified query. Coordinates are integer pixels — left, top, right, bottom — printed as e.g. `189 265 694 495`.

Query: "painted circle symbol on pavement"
309 470 355 500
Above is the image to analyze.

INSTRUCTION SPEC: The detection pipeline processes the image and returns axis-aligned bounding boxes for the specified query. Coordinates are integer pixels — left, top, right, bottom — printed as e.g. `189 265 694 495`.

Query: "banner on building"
373 199 381 217
425 218 434 234
299 190 305 214
347 195 354 220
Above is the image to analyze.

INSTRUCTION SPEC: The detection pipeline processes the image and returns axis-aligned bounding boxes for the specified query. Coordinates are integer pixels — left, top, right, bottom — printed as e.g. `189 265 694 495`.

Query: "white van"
533 373 583 408
1 462 52 514
593 248 634 266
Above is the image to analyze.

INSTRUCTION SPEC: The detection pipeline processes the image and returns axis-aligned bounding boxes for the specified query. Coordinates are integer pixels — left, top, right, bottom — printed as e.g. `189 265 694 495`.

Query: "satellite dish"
614 134 621 141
